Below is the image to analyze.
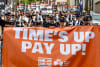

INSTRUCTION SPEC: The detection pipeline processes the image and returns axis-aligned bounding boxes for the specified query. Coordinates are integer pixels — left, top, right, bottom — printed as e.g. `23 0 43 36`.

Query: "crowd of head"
0 10 97 41
0 10 95 28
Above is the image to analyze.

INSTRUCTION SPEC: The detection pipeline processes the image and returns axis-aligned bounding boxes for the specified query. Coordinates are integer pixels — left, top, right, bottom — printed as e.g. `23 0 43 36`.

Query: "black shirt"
0 19 12 33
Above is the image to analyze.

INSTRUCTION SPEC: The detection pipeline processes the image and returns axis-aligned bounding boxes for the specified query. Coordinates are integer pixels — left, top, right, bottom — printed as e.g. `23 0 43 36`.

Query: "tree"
20 0 42 4
67 0 70 5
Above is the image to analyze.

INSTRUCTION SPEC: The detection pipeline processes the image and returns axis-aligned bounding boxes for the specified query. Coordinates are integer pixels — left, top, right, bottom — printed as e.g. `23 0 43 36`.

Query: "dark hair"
60 17 65 22
84 16 88 21
5 12 11 16
84 16 92 21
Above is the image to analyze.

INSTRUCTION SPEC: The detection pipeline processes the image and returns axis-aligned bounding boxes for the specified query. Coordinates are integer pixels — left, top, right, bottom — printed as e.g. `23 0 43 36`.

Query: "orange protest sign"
2 26 100 67
19 3 24 6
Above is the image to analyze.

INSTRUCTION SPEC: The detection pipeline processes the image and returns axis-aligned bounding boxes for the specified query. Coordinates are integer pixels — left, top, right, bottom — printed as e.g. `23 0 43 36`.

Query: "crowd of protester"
0 10 94 27
0 9 95 40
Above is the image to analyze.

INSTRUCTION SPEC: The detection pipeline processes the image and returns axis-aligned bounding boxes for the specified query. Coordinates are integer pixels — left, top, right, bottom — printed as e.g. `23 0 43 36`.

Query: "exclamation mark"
82 44 86 55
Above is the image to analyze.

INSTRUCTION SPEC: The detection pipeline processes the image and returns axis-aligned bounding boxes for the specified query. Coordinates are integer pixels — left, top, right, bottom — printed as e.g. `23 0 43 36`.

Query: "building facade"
68 0 100 13
7 0 100 13
94 0 100 13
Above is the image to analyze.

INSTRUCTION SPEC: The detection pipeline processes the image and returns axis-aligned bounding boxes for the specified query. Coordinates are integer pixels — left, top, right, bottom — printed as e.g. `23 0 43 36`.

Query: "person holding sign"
0 13 14 40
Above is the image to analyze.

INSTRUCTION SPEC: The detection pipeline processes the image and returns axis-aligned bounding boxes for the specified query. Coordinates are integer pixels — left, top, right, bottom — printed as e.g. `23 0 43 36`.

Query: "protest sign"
2 26 100 67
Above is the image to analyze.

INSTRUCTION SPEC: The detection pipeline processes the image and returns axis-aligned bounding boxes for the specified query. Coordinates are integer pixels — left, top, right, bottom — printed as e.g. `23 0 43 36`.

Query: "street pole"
48 0 49 4
55 0 57 5
18 0 20 10
92 0 94 11
19 0 20 5
62 0 63 12
75 0 76 6
11 0 12 11
25 0 27 11
35 0 36 12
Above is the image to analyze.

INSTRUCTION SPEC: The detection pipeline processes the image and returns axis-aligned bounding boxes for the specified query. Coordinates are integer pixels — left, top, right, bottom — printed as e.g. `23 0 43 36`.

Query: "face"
59 22 64 27
37 13 39 16
46 17 49 21
84 21 88 25
6 15 11 20
73 16 76 20
11 16 14 18
49 20 54 24
79 17 82 20
88 17 91 21
62 13 64 15
56 14 59 16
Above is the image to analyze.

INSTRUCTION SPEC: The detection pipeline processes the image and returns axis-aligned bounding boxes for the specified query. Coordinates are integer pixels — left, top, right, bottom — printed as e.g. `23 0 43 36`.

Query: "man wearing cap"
49 16 56 28
0 13 14 40
5 12 11 22
84 15 92 25
10 14 16 24
33 12 43 26
59 16 66 27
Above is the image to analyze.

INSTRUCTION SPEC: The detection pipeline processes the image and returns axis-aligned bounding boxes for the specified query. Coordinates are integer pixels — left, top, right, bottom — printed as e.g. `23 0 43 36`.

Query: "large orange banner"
2 26 100 67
